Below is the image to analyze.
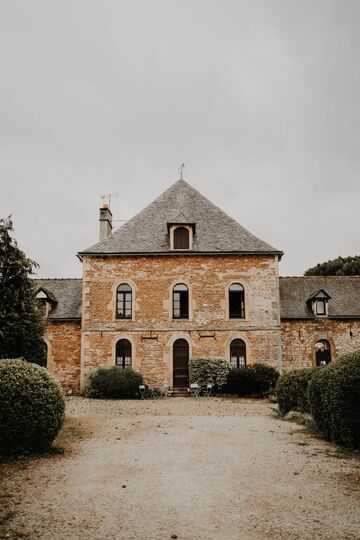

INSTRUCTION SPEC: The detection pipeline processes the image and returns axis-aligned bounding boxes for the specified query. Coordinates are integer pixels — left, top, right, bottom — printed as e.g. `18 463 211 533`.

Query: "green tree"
304 255 360 276
0 217 46 364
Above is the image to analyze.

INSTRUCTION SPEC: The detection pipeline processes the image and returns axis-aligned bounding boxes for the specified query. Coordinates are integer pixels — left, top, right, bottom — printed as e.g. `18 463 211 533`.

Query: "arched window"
229 283 245 319
174 227 190 249
173 283 189 319
315 339 331 366
116 284 132 319
230 339 246 368
116 339 132 368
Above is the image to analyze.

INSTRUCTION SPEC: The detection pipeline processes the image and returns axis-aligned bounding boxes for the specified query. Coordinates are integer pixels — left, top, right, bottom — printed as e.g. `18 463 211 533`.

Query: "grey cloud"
0 0 359 277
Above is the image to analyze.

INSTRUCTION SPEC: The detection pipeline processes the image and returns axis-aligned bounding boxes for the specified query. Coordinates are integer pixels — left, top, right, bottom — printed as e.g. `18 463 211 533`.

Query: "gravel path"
1 397 360 540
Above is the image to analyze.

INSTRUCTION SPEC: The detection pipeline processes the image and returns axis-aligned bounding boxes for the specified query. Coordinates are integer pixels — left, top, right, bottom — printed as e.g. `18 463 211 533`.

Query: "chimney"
99 204 113 241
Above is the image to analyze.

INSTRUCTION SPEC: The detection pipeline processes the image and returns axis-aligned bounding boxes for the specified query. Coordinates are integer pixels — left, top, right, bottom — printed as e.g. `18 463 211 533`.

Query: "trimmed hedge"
86 366 143 399
0 359 65 455
276 369 314 415
309 350 360 448
227 364 280 396
189 357 230 390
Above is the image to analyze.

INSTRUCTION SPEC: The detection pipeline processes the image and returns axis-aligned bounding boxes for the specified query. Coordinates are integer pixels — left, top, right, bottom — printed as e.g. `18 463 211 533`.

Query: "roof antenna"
99 190 119 209
178 163 185 180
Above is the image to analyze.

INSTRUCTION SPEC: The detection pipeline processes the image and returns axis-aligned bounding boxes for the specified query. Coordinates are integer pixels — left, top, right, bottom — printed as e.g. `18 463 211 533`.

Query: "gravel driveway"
1 397 360 540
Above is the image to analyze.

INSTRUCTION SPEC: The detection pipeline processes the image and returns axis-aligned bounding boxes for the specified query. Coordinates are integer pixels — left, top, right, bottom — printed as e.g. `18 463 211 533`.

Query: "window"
230 339 246 368
229 283 245 318
116 339 132 368
173 283 189 319
116 284 132 319
315 339 331 366
315 300 326 316
174 227 190 249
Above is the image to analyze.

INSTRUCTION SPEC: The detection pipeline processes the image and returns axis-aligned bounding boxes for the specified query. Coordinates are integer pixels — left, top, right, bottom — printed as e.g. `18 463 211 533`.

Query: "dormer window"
36 288 57 317
307 289 330 317
169 223 194 250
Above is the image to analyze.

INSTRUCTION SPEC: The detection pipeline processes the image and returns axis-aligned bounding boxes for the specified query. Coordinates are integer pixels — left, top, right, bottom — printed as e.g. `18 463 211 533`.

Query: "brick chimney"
99 204 113 241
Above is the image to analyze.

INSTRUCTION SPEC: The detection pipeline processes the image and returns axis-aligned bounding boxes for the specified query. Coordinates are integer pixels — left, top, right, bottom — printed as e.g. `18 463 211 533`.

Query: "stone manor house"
35 180 360 393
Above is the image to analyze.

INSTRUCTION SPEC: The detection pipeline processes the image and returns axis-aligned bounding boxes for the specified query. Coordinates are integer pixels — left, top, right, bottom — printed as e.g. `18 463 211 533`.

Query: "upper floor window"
173 283 189 319
230 339 246 368
116 284 132 319
116 338 132 368
174 227 190 249
229 283 245 319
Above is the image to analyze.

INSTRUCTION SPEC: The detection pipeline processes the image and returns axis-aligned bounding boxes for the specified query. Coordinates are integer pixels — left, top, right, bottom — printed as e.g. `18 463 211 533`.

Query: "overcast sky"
1 0 359 278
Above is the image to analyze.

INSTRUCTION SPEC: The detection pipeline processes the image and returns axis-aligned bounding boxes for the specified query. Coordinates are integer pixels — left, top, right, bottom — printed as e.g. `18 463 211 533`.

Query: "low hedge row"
226 364 280 396
276 350 360 449
276 368 313 415
309 350 360 448
86 366 143 399
189 357 230 390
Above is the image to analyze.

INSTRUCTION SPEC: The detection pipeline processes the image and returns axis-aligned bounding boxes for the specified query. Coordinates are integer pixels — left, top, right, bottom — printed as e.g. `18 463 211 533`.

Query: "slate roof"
79 180 282 256
280 277 360 319
33 279 82 320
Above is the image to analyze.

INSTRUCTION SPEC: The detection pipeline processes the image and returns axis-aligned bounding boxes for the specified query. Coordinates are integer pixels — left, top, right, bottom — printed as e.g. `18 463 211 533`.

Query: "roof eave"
78 250 284 258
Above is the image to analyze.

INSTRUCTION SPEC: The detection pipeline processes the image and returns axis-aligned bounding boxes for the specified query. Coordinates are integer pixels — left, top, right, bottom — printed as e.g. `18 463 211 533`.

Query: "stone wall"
80 254 281 389
45 321 81 392
281 318 360 371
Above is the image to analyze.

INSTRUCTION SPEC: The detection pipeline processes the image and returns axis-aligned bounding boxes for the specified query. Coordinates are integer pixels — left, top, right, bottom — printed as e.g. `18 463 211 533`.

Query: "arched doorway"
173 339 189 387
315 339 331 366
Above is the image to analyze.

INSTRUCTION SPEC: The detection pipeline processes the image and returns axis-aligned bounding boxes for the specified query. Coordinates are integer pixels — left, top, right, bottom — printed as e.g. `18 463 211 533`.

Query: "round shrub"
0 359 65 455
309 350 360 448
249 364 280 395
189 357 230 390
226 363 280 396
276 369 313 415
226 367 255 396
86 366 144 399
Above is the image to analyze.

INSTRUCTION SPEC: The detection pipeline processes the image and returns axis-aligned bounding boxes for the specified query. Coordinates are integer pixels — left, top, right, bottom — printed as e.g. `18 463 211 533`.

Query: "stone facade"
35 181 360 393
281 319 360 372
45 321 81 392
80 254 281 391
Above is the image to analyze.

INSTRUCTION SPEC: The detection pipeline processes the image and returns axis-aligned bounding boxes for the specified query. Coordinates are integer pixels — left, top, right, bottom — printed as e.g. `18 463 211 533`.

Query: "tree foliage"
304 255 360 276
0 217 46 364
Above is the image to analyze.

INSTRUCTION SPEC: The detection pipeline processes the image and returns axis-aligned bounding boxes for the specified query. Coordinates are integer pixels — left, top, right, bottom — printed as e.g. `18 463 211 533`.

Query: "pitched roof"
33 279 82 320
280 276 360 319
79 180 282 256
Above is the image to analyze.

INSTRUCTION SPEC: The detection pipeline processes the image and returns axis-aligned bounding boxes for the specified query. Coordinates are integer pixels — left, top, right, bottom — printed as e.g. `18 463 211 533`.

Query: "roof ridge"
33 277 83 281
280 275 360 279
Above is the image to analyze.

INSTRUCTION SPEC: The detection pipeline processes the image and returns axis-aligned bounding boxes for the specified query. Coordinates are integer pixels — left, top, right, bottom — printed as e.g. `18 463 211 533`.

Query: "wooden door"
173 339 189 387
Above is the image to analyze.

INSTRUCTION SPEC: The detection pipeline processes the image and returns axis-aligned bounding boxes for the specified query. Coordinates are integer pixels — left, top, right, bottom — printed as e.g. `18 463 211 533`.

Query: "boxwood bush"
86 366 143 399
227 364 280 396
309 350 360 448
189 357 230 390
276 369 314 415
0 359 65 455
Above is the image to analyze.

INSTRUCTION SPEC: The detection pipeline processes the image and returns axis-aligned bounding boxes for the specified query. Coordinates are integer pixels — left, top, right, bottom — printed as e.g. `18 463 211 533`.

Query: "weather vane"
178 163 185 180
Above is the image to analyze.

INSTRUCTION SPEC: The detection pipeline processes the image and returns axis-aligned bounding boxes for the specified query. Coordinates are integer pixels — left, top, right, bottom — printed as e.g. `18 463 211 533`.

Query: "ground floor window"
230 339 246 368
315 339 331 366
116 339 132 368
